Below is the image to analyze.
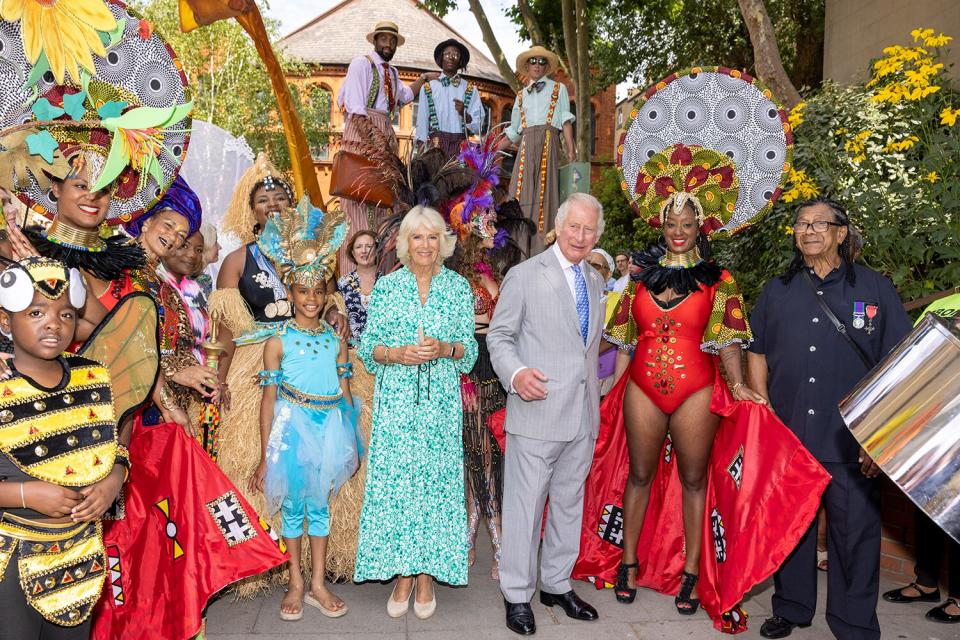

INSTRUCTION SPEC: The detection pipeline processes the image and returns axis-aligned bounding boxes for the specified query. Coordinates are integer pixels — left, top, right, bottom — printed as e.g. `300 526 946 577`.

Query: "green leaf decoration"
25 131 59 163
25 52 50 89
81 69 92 96
32 98 65 121
62 91 88 121
97 101 128 119
91 134 130 193
147 155 164 186
108 18 126 47
101 101 193 132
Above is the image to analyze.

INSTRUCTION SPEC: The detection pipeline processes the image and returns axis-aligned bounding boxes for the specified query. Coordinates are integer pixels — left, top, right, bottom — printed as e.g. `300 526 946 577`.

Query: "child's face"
290 282 326 321
0 291 77 359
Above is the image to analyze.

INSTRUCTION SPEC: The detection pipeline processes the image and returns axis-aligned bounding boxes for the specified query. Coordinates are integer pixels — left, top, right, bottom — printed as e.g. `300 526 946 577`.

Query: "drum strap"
802 270 875 369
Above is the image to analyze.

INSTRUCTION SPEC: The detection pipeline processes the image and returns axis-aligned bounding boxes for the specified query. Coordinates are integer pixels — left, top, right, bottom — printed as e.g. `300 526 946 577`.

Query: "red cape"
92 418 288 640
572 375 830 633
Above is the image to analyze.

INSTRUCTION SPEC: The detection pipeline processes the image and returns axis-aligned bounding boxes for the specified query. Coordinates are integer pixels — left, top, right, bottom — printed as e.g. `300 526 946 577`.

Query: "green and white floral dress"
354 267 479 584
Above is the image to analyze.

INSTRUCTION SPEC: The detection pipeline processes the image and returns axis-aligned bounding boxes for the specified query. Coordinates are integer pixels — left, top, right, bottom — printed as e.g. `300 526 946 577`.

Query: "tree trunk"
517 0 545 46
736 0 802 107
574 0 591 162
467 0 520 93
560 0 578 82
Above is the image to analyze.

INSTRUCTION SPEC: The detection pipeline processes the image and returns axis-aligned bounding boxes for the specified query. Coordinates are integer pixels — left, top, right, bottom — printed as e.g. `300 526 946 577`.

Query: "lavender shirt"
338 51 414 116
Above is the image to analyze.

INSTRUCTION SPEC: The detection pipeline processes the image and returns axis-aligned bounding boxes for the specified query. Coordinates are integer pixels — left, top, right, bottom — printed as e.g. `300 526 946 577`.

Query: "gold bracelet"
384 347 391 365
20 482 26 509
731 382 745 394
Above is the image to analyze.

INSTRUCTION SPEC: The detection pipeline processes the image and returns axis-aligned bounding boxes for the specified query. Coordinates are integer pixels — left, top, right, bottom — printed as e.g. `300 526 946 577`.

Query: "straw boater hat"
366 20 406 46
515 45 559 78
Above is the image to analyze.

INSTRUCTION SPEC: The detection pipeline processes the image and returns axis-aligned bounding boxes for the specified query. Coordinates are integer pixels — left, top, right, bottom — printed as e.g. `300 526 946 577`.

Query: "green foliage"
594 165 658 257
135 0 329 171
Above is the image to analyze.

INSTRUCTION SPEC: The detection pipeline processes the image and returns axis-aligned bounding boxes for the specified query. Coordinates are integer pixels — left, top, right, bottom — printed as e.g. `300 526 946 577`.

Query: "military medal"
852 301 866 330
865 304 878 334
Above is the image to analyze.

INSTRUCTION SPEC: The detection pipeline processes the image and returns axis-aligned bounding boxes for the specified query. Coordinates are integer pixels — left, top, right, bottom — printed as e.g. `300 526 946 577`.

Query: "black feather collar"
632 241 722 296
26 227 146 282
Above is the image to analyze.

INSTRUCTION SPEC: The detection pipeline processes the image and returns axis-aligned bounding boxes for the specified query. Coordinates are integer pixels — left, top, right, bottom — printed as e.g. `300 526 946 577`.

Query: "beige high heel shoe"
387 580 412 618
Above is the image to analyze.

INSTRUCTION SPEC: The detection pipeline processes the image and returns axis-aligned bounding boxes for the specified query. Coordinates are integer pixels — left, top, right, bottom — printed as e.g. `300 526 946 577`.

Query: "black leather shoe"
883 583 941 603
759 615 810 638
539 590 599 621
927 599 960 623
504 600 536 635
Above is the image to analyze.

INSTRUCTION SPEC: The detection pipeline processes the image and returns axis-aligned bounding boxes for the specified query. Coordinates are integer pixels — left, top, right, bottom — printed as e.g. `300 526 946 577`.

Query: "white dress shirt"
414 75 483 141
509 243 589 391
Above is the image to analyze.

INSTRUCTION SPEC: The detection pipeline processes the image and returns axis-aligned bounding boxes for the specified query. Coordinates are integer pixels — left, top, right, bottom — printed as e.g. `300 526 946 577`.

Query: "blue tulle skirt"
263 395 363 519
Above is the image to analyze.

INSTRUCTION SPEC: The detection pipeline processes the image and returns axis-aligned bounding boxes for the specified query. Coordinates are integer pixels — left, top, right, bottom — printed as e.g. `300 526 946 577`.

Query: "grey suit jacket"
487 248 604 442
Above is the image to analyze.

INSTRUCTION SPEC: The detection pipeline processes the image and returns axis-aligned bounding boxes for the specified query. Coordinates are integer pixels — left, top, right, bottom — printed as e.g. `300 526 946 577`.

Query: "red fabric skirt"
572 375 830 633
91 418 288 640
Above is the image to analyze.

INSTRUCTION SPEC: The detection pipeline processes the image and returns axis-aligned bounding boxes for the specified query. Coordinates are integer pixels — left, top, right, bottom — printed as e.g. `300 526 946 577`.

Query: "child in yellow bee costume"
0 256 158 640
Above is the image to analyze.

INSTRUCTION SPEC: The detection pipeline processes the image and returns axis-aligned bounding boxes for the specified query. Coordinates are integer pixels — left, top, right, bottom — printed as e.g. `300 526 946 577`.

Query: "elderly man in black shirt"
747 198 912 640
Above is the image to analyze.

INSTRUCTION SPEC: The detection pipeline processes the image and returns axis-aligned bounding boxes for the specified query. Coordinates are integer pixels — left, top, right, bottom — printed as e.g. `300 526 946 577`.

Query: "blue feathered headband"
257 196 348 287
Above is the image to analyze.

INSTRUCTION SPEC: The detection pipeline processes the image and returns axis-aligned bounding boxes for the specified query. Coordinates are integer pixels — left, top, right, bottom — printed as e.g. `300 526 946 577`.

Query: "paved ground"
206 541 960 639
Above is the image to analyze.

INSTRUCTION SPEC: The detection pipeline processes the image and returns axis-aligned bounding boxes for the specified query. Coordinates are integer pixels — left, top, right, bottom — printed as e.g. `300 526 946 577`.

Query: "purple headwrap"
125 175 202 238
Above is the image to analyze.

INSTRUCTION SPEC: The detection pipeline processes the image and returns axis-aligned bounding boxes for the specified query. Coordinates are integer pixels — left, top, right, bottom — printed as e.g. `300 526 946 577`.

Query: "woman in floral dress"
355 206 478 619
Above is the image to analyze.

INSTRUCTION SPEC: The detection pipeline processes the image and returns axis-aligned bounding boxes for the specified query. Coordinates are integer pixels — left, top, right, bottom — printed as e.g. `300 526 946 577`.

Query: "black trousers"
0 554 90 640
914 507 960 598
772 462 881 640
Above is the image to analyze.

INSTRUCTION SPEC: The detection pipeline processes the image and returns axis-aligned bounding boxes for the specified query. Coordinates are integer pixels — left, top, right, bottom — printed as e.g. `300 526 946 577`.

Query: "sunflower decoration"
0 0 117 84
633 143 739 237
257 196 349 288
0 0 193 225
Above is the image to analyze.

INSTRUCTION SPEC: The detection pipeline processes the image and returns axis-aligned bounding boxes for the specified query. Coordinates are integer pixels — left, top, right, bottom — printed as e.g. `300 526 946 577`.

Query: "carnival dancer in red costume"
572 68 831 634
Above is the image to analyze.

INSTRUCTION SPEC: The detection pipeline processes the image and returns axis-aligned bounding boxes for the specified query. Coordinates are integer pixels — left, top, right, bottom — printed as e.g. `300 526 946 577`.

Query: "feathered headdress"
257 196 348 287
222 152 295 244
444 133 504 242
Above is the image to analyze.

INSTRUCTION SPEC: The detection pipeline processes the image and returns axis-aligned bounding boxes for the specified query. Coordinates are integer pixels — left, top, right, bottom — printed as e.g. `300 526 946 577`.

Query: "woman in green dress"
355 206 478 619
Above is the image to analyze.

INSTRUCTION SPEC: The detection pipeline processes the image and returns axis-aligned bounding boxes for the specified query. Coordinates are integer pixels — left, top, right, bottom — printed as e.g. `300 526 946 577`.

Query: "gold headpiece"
257 196 348 287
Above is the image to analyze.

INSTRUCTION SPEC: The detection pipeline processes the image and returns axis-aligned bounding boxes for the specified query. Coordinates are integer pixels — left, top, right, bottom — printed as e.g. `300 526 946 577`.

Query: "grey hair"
396 205 457 267
555 192 605 237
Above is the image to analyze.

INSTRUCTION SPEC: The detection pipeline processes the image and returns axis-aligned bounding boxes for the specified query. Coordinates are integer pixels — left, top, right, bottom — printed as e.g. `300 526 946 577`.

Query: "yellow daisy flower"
0 0 117 84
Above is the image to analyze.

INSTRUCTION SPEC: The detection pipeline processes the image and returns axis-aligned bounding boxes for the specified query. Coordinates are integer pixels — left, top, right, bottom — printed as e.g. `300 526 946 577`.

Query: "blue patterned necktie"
571 264 589 344
527 80 546 94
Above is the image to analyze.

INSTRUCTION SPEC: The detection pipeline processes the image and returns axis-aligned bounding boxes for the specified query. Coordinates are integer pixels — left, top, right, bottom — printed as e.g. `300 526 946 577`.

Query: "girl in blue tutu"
247 199 362 621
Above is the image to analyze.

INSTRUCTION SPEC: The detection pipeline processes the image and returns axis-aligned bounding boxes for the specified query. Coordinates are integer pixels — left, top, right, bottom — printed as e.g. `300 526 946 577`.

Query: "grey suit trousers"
499 420 596 603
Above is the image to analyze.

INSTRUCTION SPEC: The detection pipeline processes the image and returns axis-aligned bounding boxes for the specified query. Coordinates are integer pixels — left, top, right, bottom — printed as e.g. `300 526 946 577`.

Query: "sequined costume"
606 272 749 414
253 321 362 539
461 267 506 573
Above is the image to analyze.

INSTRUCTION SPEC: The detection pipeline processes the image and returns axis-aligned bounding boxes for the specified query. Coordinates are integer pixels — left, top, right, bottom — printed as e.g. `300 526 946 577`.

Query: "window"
311 144 329 162
500 104 512 125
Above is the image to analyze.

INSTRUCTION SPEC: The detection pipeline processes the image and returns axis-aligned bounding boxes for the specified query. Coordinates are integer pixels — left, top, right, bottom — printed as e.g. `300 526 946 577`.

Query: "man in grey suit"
487 192 605 635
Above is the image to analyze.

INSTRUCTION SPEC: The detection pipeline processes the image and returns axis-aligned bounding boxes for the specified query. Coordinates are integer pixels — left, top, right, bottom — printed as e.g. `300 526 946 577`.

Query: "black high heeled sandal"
675 571 701 615
614 562 638 604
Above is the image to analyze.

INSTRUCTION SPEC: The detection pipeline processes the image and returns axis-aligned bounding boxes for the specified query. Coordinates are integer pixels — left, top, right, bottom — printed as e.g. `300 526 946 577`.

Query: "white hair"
396 206 457 267
555 192 605 238
199 222 217 247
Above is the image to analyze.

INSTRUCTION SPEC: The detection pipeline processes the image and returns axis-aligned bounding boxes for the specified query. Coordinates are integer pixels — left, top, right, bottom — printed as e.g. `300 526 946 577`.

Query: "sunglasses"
527 57 549 66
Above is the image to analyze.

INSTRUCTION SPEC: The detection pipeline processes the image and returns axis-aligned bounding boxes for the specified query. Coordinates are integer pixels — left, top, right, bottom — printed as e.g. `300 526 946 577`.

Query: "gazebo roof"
278 0 507 85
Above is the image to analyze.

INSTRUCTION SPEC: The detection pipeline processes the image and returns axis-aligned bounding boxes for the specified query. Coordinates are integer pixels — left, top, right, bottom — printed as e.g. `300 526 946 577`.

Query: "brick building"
276 0 616 199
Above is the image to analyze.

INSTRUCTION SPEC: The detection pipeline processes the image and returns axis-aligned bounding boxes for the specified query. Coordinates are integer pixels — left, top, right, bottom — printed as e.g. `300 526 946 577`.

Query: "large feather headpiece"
444 133 504 241
257 196 348 287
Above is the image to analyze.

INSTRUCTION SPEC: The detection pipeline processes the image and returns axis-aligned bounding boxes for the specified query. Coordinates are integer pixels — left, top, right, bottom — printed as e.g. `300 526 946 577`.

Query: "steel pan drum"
839 313 960 544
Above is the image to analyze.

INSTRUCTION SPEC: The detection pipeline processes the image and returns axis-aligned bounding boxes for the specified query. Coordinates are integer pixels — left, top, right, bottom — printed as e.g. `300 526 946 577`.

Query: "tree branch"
736 0 802 107
467 0 521 93
517 0 545 46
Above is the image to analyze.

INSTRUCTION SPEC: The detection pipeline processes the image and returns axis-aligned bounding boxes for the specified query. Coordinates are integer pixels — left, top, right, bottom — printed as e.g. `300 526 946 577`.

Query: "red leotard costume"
573 274 831 634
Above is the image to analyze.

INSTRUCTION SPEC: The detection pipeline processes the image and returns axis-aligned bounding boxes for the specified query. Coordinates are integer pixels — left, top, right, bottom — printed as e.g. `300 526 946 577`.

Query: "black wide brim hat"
433 39 470 69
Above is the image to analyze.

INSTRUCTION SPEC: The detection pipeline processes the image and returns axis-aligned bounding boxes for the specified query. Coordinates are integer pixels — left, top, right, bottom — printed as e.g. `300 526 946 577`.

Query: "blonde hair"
396 206 456 267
